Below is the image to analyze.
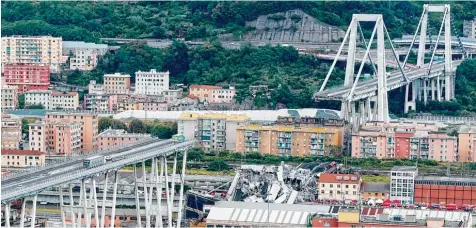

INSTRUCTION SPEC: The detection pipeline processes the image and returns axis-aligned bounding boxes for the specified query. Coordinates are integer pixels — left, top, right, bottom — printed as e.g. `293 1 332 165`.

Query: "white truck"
83 155 105 168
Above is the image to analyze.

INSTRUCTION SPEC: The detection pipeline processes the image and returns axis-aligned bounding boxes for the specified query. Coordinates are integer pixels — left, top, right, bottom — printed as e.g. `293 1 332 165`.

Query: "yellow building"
1 84 18 109
1 150 46 168
178 113 250 151
236 124 341 157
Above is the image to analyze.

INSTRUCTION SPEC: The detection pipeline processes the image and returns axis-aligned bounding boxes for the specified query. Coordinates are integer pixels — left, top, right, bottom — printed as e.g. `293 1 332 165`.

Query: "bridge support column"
31 194 38 228
92 179 100 227
133 164 142 228
59 184 66 228
142 161 151 228
444 4 453 101
155 157 164 228
423 79 428 105
431 79 436 100
69 184 76 228
20 198 26 228
163 156 173 228
5 202 11 228
417 9 428 67
437 75 442 101
177 149 188 228
100 172 109 228
376 18 389 123
404 83 416 113
110 171 119 228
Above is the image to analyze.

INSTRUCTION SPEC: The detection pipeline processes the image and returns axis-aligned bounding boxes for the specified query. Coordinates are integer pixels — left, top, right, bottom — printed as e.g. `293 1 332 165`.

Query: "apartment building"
29 120 81 155
84 93 117 112
163 89 183 102
390 166 418 205
24 90 79 110
1 84 18 109
1 114 22 150
88 80 104 94
178 113 250 151
63 41 108 71
168 96 199 111
1 36 63 72
458 125 476 162
189 85 236 103
2 64 50 93
137 101 168 111
352 121 457 161
104 73 131 94
1 150 45 168
318 173 361 201
51 91 79 110
29 121 48 152
97 128 151 150
236 125 341 157
45 112 98 152
135 69 170 95
463 18 476 38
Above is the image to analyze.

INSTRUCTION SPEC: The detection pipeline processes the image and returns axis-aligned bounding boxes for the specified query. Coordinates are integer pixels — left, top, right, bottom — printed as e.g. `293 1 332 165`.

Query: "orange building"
395 132 412 159
458 126 476 162
236 125 341 157
189 85 235 103
104 73 131 94
414 176 476 205
97 128 151 150
361 182 389 201
45 112 98 152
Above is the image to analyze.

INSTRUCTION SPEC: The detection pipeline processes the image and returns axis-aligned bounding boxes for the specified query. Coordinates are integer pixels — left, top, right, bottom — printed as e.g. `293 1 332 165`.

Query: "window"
346 185 349 188
323 221 331 227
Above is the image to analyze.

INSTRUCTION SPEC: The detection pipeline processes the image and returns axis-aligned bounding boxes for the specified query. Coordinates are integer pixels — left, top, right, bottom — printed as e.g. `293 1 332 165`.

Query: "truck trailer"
83 155 105 168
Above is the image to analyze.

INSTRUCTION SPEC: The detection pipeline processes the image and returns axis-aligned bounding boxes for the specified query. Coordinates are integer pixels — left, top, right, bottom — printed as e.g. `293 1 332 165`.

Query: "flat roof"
206 201 341 226
2 150 44 156
415 175 476 184
63 41 108 49
391 166 417 172
459 125 476 134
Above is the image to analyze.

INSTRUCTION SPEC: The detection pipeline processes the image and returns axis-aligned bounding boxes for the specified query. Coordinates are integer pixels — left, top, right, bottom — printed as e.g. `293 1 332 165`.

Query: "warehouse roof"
113 109 341 122
206 201 342 226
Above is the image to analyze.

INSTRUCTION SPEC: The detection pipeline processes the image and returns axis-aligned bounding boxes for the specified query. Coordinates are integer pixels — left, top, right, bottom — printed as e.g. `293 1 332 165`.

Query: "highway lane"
1 139 173 189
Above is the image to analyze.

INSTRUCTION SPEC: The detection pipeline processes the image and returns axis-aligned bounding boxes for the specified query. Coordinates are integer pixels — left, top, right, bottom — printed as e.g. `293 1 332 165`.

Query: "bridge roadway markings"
1 138 175 190
2 138 162 184
315 60 462 100
1 140 195 203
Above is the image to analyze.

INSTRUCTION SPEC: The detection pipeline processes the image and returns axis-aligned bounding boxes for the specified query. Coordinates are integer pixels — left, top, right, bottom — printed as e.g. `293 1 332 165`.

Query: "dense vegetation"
3 2 476 41
99 117 177 139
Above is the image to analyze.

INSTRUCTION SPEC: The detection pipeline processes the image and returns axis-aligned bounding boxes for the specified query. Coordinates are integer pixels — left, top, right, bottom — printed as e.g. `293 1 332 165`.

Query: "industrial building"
414 176 476 205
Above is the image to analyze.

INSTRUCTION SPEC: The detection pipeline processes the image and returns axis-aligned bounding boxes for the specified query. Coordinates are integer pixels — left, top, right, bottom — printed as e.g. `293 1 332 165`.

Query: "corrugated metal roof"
113 109 341 122
206 201 336 226
383 208 470 221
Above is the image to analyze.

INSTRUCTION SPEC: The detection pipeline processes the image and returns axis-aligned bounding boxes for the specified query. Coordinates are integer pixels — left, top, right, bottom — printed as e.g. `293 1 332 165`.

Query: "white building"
29 121 48 152
24 90 52 109
390 166 418 204
1 36 63 72
463 18 476 38
88 80 104 94
135 69 170 95
24 90 79 110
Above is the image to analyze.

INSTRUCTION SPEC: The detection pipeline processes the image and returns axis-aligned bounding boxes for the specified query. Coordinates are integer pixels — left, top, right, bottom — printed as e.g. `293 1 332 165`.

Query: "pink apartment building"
189 85 235 103
97 128 151 151
428 131 457 162
458 126 476 162
29 120 81 155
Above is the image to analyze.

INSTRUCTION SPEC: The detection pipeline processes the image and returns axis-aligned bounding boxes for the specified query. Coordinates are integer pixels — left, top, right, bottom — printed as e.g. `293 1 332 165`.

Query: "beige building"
1 114 22 150
178 113 250 151
1 150 45 168
97 128 151 151
68 48 98 71
318 173 361 201
45 112 98 152
1 36 63 72
24 90 52 109
104 73 131 94
88 80 104 93
236 125 341 157
458 125 476 162
51 91 79 110
29 121 48 152
1 84 18 109
189 85 236 103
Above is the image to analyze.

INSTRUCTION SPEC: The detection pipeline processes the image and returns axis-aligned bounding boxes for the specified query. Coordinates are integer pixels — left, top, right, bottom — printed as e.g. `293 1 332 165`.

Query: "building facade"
88 80 104 94
45 112 98 152
318 173 361 201
104 73 131 94
24 90 52 109
361 182 390 201
236 125 341 157
51 91 79 110
2 64 50 93
29 120 81 155
1 150 45 168
1 84 18 109
414 176 476 205
1 114 22 150
463 18 476 38
29 121 48 152
63 41 108 71
458 126 476 162
189 85 235 103
135 69 170 95
178 113 250 151
84 93 117 112
390 166 418 204
1 36 63 72
97 128 151 151
163 89 183 102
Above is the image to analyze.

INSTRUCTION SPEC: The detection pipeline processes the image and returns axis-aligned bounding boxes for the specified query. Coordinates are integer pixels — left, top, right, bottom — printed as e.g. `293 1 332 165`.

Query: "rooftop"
415 175 476 184
361 182 390 193
179 112 250 121
238 124 340 133
24 90 52 94
189 84 222 89
1 149 44 156
52 91 78 96
104 73 131 78
459 125 476 134
206 201 341 226
319 173 361 184
135 69 169 74
63 41 108 49
113 109 342 122
98 128 151 138
391 166 417 172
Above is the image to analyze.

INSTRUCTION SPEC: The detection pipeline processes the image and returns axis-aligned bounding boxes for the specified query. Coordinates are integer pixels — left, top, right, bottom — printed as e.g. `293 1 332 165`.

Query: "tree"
187 148 205 161
163 40 189 78
127 118 147 134
146 121 177 139
98 117 127 132
25 104 45 109
17 94 25 109
21 119 30 139
207 160 230 171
